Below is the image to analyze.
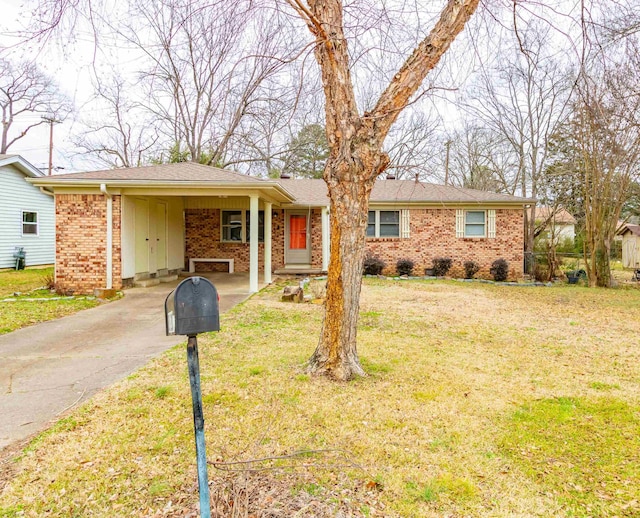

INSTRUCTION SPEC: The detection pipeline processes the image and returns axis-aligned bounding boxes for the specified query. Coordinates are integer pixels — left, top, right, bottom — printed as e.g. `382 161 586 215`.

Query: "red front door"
285 211 311 265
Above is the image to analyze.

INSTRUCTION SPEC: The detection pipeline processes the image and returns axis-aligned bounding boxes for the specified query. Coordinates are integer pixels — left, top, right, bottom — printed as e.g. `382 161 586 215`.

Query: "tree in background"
73 75 158 168
621 182 640 222
575 69 640 287
383 112 440 180
462 19 573 258
283 123 328 178
122 0 297 168
545 60 640 286
0 58 71 154
446 125 517 193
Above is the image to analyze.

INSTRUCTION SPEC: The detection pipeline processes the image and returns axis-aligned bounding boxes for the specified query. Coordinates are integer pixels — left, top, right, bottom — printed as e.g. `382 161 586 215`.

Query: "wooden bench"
188 258 234 274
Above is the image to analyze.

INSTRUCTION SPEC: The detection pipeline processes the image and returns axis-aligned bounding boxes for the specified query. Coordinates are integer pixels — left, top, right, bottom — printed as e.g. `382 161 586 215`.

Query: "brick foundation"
55 194 122 294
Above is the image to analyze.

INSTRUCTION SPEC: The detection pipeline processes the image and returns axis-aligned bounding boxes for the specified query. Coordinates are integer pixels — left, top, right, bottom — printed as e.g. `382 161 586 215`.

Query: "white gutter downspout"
100 184 113 290
39 187 54 197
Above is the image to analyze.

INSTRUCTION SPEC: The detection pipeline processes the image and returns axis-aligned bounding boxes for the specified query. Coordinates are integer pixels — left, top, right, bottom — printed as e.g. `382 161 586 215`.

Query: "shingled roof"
618 224 640 237
47 162 265 183
279 178 532 206
35 163 533 205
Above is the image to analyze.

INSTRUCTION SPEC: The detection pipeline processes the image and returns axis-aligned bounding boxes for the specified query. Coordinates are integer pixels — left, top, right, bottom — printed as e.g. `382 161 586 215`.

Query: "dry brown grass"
1 279 639 517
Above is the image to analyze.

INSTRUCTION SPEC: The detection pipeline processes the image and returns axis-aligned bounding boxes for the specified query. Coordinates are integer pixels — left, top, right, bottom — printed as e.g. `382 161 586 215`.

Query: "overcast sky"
0 0 144 173
0 0 587 176
0 0 470 174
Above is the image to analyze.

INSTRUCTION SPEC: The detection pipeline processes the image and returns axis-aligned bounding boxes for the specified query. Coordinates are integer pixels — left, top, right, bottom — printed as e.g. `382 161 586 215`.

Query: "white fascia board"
26 179 296 204
0 155 45 177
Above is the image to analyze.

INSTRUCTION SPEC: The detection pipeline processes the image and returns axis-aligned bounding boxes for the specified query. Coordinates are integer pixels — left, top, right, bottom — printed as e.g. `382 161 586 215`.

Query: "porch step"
158 274 178 283
274 268 324 275
133 278 160 288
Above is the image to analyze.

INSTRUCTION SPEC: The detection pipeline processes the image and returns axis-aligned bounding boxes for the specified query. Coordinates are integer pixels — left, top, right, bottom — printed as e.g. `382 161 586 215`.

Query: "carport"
29 163 295 295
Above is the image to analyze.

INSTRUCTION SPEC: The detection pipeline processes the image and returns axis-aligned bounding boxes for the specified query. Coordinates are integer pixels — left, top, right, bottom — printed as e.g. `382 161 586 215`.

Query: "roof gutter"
25 178 296 203
100 184 113 290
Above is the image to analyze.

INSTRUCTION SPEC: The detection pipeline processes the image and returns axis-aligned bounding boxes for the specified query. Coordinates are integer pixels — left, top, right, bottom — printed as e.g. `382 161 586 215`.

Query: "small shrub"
463 260 480 279
490 258 509 282
396 258 415 276
363 253 386 276
42 272 56 291
533 263 550 282
432 257 452 277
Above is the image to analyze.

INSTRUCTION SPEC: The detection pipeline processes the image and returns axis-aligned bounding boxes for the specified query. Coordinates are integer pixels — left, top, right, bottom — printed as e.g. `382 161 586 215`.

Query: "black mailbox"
165 277 220 336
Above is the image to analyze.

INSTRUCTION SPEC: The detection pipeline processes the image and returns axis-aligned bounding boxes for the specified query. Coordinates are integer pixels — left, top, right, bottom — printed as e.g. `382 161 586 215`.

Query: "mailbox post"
165 277 220 518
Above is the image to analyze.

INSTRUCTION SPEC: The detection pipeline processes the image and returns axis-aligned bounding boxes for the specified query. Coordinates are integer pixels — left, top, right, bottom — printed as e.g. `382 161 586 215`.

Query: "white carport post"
249 195 259 293
321 206 330 272
100 184 113 289
264 201 272 284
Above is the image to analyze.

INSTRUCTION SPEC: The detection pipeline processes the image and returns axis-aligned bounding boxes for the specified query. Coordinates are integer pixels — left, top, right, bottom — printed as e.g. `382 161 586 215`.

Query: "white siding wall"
0 166 54 268
556 223 575 241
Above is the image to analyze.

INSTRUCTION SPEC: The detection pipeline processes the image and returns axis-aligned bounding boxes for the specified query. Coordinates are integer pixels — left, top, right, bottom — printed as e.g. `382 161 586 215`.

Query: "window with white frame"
22 211 38 235
464 210 486 237
455 209 496 238
221 210 264 242
367 210 400 237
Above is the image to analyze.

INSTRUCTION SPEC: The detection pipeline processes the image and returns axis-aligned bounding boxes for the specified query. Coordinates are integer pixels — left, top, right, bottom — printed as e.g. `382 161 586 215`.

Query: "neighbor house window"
464 211 486 237
367 210 400 238
22 211 38 235
221 210 264 243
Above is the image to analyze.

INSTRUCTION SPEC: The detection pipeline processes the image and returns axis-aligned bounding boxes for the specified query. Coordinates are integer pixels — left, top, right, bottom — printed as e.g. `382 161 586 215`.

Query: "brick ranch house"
29 162 533 294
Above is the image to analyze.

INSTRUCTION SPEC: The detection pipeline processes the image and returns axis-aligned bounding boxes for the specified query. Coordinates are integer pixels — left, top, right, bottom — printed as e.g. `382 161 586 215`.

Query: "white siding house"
532 206 576 242
0 155 54 268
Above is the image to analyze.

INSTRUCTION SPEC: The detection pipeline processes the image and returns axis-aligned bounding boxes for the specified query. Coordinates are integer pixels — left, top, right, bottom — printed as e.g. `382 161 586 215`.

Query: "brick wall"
366 208 524 279
309 209 323 268
54 200 522 292
185 208 323 272
185 207 521 277
55 194 122 294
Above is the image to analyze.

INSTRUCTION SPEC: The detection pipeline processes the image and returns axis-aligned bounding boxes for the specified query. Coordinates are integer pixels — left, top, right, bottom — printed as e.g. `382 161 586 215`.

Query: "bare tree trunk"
1 119 8 154
291 0 479 379
307 170 375 378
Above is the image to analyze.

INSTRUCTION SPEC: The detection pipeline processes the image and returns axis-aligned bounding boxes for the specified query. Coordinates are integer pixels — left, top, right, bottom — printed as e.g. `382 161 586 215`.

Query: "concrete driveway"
0 273 257 452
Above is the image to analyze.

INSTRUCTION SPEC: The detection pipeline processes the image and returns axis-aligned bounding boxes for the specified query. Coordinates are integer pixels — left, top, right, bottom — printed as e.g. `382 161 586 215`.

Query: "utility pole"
444 139 452 186
42 116 61 176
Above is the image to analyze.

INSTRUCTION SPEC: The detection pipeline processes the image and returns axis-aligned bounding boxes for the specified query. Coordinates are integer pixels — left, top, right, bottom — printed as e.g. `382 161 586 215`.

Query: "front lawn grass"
0 298 101 334
0 267 100 334
1 279 639 517
0 267 53 297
